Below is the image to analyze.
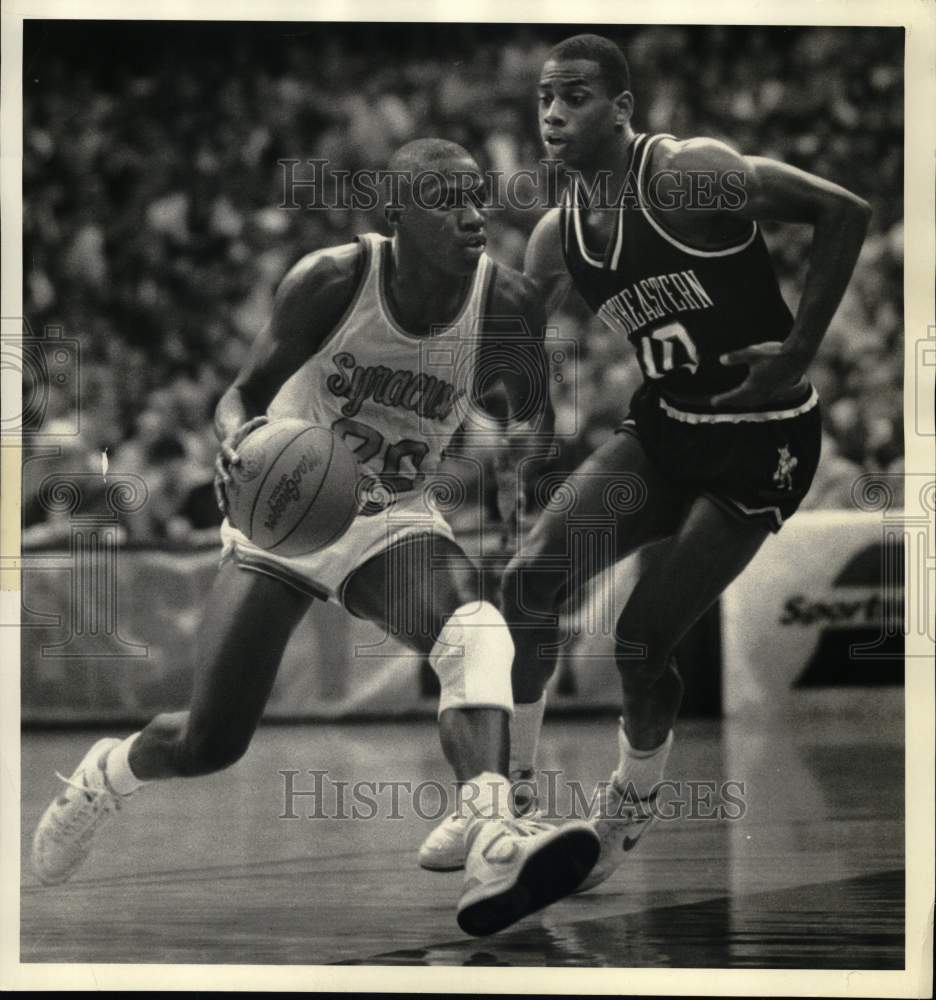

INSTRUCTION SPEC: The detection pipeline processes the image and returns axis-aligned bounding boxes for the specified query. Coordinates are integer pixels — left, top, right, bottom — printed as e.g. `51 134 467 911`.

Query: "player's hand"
214 415 269 515
710 342 808 410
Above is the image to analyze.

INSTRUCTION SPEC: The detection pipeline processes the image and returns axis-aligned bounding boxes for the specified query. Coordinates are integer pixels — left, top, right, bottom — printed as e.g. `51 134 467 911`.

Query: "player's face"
538 58 621 167
396 158 488 277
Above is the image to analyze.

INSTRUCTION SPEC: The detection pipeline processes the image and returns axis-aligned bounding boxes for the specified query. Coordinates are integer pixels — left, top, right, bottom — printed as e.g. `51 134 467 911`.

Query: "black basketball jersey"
560 133 795 406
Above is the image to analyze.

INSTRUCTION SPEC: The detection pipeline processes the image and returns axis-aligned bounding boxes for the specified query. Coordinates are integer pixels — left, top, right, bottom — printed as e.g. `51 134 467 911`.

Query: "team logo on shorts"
772 445 798 491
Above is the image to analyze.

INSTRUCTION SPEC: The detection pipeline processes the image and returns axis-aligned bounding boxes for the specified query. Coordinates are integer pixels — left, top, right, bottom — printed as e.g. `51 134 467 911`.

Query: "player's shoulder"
275 240 366 308
651 135 748 174
523 207 565 277
529 205 563 240
268 240 369 336
527 207 563 257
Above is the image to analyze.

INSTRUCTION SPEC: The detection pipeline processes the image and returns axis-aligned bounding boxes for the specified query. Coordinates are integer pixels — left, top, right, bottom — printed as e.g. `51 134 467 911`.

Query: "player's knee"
512 650 558 700
614 617 673 684
177 724 251 777
501 554 563 619
429 601 515 718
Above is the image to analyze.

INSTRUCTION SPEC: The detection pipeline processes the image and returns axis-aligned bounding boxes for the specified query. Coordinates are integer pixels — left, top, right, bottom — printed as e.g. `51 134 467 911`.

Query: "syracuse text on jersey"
326 350 467 421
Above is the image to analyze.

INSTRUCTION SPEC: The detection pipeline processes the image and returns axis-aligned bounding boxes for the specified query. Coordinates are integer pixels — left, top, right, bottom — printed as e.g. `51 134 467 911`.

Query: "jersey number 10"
639 321 700 380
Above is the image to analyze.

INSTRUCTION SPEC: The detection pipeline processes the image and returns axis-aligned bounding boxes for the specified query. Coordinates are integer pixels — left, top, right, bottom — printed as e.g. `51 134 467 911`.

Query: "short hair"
387 138 475 175
547 34 631 96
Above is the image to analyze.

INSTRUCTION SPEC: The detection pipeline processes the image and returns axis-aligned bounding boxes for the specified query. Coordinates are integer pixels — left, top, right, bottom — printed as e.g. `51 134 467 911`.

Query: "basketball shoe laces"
49 769 122 841
503 816 552 836
461 814 551 835
468 814 555 861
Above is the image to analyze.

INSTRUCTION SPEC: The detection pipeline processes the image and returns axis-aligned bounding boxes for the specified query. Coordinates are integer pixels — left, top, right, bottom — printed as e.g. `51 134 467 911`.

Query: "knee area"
617 660 678 694
615 612 673 663
614 633 673 687
616 638 683 694
514 647 559 690
501 556 564 617
429 601 514 718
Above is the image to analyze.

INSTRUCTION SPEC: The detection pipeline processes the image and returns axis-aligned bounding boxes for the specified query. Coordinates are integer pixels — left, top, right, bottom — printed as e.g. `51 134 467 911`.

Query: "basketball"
226 419 360 556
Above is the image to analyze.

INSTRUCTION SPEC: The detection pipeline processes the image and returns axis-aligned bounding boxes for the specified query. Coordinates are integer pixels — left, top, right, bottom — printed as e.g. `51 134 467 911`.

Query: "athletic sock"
509 693 547 776
611 722 673 801
461 771 512 825
104 733 146 796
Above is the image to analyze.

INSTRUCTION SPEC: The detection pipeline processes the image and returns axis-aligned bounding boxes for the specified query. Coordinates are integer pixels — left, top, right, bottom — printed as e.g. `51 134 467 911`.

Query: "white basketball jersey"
268 233 494 511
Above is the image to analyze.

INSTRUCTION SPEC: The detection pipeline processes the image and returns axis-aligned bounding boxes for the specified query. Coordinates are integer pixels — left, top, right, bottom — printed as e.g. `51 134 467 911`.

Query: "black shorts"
617 382 822 532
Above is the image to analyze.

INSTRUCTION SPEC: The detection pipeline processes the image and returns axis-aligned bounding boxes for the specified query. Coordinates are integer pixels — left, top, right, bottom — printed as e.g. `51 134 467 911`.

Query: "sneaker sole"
419 857 466 872
456 823 600 937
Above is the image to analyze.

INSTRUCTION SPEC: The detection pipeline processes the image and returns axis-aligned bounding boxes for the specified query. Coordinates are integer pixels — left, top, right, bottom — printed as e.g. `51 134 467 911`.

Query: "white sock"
611 722 673 800
460 771 512 824
509 693 547 776
104 733 145 796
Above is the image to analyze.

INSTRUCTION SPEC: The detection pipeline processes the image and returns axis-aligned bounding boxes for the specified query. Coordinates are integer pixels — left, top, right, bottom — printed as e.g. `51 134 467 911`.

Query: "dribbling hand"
710 341 808 410
214 415 269 516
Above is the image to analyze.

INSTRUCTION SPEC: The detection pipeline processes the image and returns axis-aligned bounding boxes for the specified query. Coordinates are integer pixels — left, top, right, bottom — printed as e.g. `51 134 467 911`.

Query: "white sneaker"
418 812 469 871
575 780 658 893
418 772 545 873
31 738 130 885
456 816 599 937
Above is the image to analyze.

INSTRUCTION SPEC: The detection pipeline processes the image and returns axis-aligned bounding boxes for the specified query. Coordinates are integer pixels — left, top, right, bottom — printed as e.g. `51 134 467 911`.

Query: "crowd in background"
21 23 904 544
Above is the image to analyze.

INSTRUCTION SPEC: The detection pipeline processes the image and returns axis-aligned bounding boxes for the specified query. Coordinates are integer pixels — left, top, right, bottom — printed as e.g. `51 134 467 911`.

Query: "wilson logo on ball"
262 451 325 533
227 419 360 557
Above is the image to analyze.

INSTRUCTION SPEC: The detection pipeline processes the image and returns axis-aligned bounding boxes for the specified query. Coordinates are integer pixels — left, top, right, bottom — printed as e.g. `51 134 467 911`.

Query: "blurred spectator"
800 432 865 511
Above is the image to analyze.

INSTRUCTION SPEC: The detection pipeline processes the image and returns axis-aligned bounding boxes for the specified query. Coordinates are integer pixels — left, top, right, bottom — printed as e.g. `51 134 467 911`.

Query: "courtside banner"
20 545 428 722
19 541 642 723
721 510 905 716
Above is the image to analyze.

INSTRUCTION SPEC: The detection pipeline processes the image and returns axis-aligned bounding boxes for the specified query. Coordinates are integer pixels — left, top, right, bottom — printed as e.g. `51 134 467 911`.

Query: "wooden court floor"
20 716 904 968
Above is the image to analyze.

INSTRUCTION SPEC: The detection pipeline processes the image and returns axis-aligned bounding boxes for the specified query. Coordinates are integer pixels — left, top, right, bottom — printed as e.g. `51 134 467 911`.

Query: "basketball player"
31 138 600 937
421 34 872 886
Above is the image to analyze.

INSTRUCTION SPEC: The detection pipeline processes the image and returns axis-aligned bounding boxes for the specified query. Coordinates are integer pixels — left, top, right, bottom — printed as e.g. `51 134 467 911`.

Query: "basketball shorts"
219 493 456 607
617 382 822 532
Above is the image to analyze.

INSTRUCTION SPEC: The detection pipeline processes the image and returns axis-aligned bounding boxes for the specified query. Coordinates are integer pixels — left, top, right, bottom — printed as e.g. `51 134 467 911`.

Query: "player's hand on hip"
710 342 808 410
214 415 269 515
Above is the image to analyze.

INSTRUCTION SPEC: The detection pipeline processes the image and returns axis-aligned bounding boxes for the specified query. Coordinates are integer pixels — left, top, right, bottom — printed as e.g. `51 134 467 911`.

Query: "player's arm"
484 269 555 441
476 271 556 535
458 269 554 542
661 139 872 407
213 244 361 511
524 207 574 317
733 153 871 377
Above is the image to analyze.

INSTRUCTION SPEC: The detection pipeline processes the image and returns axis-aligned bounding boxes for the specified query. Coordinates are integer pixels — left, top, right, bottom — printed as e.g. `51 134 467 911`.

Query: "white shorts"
219 495 456 608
